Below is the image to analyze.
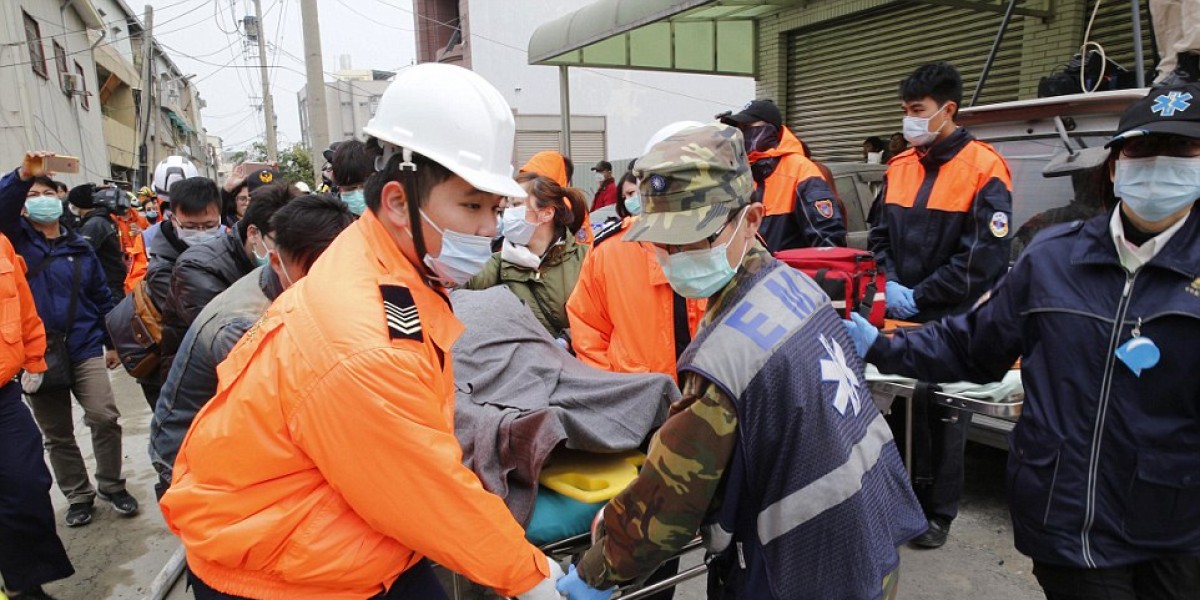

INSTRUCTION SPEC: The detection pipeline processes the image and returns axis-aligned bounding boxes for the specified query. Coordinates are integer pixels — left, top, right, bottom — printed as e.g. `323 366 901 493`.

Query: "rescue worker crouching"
717 99 847 250
844 81 1200 599
557 123 925 600
159 63 564 600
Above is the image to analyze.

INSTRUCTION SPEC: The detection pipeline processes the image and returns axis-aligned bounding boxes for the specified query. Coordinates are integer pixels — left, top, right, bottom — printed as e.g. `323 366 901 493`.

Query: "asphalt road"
27 369 1044 600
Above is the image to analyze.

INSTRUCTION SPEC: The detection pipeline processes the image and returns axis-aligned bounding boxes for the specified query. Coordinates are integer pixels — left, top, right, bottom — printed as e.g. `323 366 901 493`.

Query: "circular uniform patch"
814 199 834 219
649 174 668 193
990 211 1009 238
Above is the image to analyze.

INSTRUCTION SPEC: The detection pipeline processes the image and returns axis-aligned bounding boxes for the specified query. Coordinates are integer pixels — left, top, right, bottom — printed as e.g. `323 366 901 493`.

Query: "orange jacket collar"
748 126 805 162
357 209 464 351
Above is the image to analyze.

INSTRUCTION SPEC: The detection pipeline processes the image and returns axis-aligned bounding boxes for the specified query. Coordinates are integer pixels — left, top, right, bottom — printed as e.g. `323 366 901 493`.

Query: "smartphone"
43 155 80 174
242 161 274 173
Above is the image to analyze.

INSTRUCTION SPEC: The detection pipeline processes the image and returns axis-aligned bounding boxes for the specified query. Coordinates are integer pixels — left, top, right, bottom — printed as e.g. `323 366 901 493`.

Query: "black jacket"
159 229 256 381
78 208 127 302
142 221 190 384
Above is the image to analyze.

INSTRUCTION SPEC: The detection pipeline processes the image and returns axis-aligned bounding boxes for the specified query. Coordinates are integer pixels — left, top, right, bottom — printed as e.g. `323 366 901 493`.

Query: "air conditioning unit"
61 73 81 95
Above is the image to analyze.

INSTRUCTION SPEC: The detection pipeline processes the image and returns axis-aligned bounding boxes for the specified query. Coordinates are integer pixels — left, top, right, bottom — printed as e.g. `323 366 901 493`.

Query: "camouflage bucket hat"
626 123 754 245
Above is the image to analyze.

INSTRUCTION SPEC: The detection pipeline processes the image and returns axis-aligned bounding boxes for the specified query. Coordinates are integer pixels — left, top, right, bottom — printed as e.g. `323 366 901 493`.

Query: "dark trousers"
188 560 449 599
1033 557 1200 600
0 381 74 591
139 379 162 412
885 400 972 523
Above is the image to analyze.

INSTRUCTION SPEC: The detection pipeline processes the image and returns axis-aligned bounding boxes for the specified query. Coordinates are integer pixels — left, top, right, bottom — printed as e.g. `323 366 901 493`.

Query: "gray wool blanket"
450 288 677 525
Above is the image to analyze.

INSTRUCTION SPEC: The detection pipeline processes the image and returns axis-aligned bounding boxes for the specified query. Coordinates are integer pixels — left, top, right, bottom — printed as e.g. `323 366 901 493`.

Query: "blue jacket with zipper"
868 207 1200 569
0 170 115 363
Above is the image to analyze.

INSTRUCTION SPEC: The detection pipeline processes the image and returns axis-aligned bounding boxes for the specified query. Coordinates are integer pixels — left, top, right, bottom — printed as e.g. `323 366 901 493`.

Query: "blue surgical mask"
340 189 366 216
419 209 494 286
1114 156 1200 222
657 210 748 299
902 104 948 147
625 194 643 216
501 205 538 246
25 197 64 224
252 233 271 267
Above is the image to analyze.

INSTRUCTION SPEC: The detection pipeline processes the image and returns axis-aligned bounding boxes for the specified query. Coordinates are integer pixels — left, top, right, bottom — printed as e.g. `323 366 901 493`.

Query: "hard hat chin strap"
377 142 441 287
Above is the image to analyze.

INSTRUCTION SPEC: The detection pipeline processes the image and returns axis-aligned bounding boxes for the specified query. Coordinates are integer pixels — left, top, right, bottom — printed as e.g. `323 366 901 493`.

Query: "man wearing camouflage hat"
556 123 925 600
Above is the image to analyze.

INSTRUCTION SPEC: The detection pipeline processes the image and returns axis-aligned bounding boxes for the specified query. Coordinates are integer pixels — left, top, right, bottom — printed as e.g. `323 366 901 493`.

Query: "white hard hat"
362 63 525 199
153 156 198 197
643 121 707 156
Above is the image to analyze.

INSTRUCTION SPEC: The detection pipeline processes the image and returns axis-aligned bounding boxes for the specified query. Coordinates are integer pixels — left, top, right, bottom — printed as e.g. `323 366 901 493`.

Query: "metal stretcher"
451 369 1026 599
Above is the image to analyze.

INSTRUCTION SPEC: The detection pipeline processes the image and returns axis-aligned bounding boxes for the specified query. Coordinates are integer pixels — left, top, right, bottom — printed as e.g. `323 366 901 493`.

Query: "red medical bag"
774 247 887 326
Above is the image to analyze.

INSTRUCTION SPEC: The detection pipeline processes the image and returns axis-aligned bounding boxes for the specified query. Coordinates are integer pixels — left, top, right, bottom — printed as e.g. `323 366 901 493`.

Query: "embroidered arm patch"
381 285 422 342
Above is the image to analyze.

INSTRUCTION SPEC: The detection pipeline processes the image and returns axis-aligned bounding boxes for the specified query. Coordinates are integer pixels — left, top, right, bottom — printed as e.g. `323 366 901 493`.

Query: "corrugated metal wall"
787 3 1025 162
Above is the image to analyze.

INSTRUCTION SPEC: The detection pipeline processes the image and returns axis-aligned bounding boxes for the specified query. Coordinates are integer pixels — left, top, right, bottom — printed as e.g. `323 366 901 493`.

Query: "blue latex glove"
556 564 616 600
843 312 880 358
885 280 919 319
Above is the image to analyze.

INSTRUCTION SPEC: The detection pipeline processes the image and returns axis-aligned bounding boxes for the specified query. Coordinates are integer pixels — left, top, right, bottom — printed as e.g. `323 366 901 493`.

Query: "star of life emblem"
819 334 864 417
1151 92 1192 117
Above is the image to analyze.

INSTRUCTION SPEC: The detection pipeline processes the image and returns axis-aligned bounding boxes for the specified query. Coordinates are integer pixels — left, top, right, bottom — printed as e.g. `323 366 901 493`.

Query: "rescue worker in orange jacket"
0 232 76 597
113 201 150 293
159 63 564 600
521 150 593 245
719 99 846 250
568 173 704 383
867 62 1014 550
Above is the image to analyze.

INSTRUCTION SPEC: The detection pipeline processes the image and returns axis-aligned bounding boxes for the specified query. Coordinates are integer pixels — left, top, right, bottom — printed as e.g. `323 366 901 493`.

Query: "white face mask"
1114 156 1200 222
866 151 884 164
176 223 223 246
902 103 949 147
500 205 538 246
418 209 494 286
593 172 605 182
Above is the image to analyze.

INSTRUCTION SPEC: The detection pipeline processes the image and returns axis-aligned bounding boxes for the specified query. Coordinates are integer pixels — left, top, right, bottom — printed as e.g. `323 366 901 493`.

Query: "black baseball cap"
245 168 281 192
1107 83 1200 147
717 99 782 130
322 141 343 164
591 160 613 172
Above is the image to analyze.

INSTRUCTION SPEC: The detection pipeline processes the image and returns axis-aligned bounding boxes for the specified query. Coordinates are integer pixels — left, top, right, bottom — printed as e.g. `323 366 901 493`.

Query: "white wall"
0 1 109 186
91 0 137 66
468 0 755 161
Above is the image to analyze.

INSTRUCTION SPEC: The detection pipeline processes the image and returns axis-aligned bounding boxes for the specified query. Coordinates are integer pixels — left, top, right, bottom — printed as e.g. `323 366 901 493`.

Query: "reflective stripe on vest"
757 413 892 545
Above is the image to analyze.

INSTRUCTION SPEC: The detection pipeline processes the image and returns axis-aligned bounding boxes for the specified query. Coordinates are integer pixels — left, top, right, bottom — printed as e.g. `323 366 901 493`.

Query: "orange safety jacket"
160 210 549 599
520 150 594 245
0 233 47 382
114 209 150 293
748 127 846 251
566 219 704 382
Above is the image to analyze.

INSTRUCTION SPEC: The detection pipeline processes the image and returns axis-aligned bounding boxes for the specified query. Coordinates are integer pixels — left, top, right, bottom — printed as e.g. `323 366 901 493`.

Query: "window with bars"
75 62 89 110
23 11 48 79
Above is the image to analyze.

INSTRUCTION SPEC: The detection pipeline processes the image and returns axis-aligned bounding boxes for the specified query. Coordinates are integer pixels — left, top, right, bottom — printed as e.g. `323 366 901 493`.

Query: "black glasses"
1120 134 1200 159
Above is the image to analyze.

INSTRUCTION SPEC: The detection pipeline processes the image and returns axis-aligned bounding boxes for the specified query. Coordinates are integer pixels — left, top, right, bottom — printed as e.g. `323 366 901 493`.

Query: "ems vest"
680 258 925 600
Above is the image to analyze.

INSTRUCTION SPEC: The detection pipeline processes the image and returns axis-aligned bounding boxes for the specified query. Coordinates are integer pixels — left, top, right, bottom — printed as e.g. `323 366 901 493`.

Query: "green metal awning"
162 109 194 136
527 0 788 76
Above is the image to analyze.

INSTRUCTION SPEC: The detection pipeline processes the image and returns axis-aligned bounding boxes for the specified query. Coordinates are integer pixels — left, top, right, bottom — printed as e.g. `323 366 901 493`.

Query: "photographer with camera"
68 184 128 303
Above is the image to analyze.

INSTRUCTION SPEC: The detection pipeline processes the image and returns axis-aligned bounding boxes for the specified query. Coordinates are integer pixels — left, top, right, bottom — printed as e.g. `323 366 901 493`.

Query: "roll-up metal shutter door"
514 129 608 199
1084 0 1156 76
787 3 1025 162
515 131 562 166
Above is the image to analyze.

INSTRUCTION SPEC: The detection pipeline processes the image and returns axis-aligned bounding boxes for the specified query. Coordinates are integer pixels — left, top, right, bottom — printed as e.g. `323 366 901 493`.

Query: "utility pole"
136 4 154 188
253 0 278 161
300 0 329 184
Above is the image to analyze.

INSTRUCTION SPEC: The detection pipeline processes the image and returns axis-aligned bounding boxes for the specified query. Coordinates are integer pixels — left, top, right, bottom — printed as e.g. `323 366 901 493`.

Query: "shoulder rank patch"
381 285 422 342
990 212 1010 238
814 199 835 219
